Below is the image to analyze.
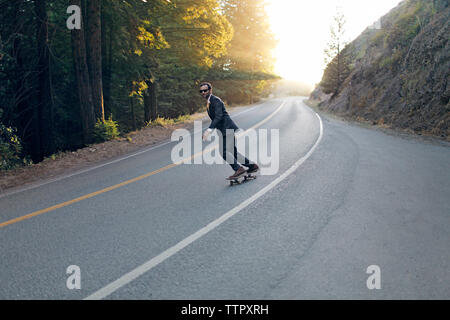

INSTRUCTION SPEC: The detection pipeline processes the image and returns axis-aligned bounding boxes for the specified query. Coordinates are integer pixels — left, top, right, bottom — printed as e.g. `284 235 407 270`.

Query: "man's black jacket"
207 94 239 134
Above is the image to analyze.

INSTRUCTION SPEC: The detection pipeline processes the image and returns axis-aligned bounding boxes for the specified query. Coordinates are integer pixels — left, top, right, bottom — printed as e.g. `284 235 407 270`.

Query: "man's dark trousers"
218 129 252 171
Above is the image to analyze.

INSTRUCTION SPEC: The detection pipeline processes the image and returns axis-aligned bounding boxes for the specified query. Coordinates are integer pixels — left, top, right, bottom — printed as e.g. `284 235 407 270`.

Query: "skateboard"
227 171 258 186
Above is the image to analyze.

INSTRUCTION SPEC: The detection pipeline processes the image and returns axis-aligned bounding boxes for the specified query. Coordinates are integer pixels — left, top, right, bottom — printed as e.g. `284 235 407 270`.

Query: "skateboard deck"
227 172 258 186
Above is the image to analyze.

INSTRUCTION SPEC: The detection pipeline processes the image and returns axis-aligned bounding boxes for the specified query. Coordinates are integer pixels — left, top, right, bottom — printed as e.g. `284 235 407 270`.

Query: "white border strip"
84 112 323 300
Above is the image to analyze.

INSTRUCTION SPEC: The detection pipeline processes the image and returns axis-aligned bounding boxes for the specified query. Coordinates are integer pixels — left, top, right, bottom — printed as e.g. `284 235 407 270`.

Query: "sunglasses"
199 89 210 93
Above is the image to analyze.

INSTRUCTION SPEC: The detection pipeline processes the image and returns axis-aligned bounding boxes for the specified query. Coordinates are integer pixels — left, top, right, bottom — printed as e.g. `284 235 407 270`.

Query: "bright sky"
266 0 404 85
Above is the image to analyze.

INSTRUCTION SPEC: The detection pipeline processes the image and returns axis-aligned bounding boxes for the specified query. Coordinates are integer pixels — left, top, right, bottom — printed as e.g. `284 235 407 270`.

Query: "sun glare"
266 0 403 86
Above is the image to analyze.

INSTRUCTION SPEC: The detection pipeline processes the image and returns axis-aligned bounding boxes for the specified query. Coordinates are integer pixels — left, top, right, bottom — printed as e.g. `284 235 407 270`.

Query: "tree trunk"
71 0 95 144
10 1 37 161
130 96 137 131
143 85 151 124
150 80 158 121
35 0 54 160
144 79 158 122
101 4 112 117
86 0 104 121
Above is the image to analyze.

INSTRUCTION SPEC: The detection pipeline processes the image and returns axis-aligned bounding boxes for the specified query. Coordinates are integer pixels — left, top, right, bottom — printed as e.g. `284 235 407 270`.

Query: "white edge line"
84 111 323 300
0 103 267 199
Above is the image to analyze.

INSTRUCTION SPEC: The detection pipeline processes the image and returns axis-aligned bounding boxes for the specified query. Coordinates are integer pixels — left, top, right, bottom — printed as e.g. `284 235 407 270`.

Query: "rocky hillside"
310 0 449 140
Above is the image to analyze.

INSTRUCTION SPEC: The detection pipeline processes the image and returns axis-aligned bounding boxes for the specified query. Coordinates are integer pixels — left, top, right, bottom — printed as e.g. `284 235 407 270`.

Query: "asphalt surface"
0 97 449 299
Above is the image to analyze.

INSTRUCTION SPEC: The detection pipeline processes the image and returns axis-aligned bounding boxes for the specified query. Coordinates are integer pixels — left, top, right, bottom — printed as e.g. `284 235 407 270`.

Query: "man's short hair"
199 82 212 90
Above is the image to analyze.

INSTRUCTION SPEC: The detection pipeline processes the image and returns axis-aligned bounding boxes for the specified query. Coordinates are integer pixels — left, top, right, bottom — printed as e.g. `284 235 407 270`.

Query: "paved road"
0 97 449 299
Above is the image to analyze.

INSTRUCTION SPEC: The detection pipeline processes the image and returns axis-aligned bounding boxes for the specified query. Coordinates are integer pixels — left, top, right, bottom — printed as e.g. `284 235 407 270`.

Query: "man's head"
199 82 212 99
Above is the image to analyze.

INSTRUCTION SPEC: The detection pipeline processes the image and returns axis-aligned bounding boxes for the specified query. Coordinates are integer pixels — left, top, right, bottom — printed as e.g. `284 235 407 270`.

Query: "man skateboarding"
200 82 259 180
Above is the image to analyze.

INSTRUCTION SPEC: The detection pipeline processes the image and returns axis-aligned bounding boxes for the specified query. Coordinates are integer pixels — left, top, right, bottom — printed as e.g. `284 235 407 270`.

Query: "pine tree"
321 9 351 97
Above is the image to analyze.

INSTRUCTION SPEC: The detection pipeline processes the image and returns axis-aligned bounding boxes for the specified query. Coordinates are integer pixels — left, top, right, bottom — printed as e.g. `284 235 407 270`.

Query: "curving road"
0 97 449 299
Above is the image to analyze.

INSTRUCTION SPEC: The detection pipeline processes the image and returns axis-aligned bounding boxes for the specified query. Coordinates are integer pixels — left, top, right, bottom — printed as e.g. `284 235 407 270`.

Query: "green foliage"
382 0 438 50
378 49 404 71
385 13 420 49
378 56 393 68
222 0 277 74
93 117 120 143
165 0 233 67
210 0 278 105
0 0 277 165
0 124 24 170
370 30 385 45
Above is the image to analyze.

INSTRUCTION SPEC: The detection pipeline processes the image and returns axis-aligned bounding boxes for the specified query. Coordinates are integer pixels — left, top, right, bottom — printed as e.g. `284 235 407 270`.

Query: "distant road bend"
0 97 449 299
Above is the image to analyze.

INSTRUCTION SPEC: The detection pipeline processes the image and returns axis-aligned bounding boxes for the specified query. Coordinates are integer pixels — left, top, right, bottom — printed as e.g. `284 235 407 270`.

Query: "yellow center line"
0 164 178 228
0 101 287 229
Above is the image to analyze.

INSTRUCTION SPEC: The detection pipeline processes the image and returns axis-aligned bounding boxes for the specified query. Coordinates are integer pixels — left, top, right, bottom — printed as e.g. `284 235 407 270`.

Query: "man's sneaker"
227 166 247 180
246 164 259 174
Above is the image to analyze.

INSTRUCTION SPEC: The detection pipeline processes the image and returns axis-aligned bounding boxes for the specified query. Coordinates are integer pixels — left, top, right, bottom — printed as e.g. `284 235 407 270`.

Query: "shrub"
174 115 191 123
146 115 190 127
147 116 174 127
370 30 385 45
93 116 120 143
0 124 23 170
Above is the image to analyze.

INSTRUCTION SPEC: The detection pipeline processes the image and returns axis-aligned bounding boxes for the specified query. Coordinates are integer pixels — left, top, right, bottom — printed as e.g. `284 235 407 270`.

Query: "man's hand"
202 128 213 141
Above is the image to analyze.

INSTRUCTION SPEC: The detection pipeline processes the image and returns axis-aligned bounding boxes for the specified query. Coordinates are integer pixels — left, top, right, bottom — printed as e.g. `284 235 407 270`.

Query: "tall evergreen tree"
321 9 351 97
71 0 95 143
87 0 104 121
35 0 54 161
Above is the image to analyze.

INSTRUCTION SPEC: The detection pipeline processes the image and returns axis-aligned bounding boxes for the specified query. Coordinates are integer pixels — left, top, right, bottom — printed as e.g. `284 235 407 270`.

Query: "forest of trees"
0 0 278 169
